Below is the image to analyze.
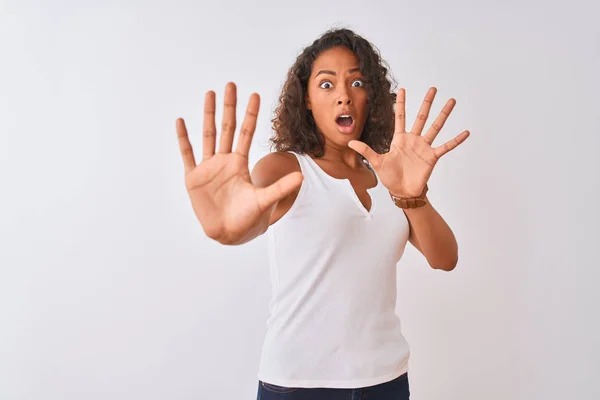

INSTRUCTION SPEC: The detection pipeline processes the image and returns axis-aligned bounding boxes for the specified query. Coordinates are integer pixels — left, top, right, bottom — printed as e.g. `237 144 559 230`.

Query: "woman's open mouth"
336 115 355 134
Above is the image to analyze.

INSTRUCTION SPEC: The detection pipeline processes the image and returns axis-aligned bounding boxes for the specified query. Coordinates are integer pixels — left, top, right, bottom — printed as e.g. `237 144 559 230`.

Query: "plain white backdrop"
1 0 599 399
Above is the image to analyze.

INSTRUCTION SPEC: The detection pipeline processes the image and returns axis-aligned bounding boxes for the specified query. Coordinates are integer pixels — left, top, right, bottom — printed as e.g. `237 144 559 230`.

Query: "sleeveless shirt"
257 151 411 389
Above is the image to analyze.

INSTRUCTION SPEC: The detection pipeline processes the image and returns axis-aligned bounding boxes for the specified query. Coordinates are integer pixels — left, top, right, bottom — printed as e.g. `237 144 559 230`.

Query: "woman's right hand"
176 82 303 245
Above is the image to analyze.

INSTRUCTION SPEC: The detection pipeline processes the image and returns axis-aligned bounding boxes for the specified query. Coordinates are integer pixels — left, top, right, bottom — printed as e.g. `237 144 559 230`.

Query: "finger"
218 82 237 153
202 91 217 160
434 130 470 158
176 118 197 173
422 98 456 145
256 171 304 211
235 93 260 157
348 140 380 168
395 88 406 133
411 87 437 135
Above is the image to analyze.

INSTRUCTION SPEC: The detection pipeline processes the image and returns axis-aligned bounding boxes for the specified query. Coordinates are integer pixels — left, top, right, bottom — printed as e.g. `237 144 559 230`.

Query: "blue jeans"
257 372 410 399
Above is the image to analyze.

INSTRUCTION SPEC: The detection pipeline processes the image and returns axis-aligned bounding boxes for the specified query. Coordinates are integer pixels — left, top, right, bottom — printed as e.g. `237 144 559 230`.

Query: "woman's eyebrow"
315 67 361 77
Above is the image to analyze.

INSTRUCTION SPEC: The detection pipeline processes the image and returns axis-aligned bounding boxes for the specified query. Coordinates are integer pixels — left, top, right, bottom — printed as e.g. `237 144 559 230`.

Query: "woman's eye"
352 79 365 88
320 81 333 89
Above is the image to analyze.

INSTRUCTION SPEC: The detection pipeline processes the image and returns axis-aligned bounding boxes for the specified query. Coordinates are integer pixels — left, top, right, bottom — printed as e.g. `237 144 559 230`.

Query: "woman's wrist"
389 184 429 209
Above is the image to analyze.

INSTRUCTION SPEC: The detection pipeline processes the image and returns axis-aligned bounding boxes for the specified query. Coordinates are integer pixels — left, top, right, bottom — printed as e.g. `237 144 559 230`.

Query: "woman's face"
306 46 369 146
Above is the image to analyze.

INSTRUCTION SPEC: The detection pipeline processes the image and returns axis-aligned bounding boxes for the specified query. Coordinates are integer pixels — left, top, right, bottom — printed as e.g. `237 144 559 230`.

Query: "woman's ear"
305 95 312 111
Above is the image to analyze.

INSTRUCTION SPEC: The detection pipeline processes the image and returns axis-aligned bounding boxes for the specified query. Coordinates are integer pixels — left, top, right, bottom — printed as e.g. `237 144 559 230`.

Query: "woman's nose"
337 85 353 105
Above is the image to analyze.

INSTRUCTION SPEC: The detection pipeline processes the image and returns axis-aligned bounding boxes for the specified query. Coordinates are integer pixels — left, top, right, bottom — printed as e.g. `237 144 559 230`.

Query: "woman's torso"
257 150 412 389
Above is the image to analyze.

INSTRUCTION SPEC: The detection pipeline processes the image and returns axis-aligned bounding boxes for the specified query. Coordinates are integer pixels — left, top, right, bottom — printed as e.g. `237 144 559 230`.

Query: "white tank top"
257 151 411 389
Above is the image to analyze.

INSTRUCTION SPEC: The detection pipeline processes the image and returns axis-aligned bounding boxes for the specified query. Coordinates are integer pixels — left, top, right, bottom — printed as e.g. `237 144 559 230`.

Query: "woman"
175 28 469 399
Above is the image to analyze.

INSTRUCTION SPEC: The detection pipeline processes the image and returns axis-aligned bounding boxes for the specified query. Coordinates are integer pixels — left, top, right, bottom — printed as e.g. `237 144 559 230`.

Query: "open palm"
349 87 470 197
176 83 303 244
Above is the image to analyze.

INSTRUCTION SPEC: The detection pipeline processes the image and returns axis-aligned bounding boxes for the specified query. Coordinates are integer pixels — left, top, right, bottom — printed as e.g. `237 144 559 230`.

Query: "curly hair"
269 27 398 158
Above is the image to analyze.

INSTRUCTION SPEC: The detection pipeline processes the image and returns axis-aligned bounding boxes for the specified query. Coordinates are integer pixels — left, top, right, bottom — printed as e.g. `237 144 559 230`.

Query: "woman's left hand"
348 87 470 197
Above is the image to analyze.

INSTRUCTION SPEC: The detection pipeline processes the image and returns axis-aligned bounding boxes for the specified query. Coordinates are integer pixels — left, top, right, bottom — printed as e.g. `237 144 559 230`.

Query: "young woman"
175 28 469 400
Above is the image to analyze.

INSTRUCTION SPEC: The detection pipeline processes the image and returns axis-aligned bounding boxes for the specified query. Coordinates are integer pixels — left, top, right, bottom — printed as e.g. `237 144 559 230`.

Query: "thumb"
348 140 378 167
256 171 304 211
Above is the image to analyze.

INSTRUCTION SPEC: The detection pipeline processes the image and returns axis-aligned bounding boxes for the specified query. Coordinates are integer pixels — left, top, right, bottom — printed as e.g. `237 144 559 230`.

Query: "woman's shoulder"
250 151 302 189
251 151 306 227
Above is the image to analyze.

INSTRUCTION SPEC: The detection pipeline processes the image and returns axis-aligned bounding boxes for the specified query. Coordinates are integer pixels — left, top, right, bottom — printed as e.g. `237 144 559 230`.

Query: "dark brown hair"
269 28 397 158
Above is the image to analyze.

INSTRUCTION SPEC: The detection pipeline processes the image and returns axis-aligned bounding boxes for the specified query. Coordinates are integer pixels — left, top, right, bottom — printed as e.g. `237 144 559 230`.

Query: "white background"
1 0 599 399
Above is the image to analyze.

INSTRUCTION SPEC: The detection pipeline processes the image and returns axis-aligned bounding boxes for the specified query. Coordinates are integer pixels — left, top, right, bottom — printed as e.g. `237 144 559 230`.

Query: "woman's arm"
403 196 458 271
346 87 468 270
